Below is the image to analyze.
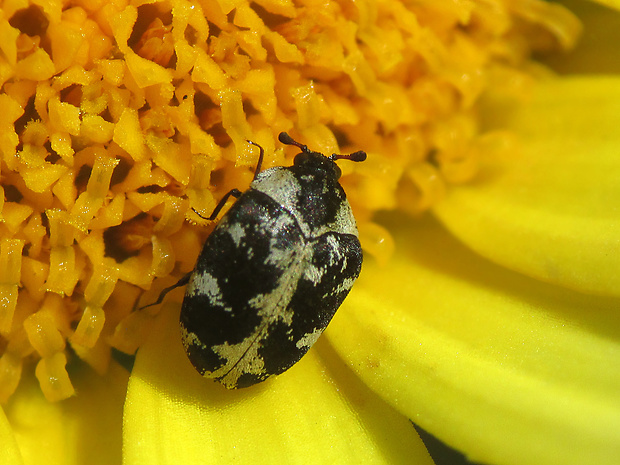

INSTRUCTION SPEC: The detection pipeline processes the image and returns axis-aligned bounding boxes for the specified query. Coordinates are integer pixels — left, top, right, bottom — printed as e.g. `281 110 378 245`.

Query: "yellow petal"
0 408 22 465
328 215 620 465
123 303 432 465
433 76 620 296
585 0 620 13
3 362 127 465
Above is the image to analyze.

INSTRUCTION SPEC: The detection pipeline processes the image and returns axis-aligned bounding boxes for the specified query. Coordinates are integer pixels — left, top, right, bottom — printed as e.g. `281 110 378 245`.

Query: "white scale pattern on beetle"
295 327 323 350
251 168 359 238
303 261 325 285
329 201 358 237
208 333 268 382
181 324 206 353
187 270 230 310
206 234 316 385
263 213 300 266
324 235 343 266
226 221 247 247
332 276 356 296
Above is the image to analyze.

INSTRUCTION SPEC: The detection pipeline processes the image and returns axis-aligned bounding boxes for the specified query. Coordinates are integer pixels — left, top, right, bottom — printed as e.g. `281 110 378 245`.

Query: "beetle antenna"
278 132 310 153
329 151 367 163
279 132 367 163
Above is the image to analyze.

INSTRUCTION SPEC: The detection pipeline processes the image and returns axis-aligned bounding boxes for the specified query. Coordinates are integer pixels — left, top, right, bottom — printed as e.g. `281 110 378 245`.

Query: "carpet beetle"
148 132 366 388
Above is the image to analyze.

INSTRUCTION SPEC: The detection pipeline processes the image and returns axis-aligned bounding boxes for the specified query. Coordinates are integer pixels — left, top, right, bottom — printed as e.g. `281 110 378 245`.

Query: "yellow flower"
1 0 619 464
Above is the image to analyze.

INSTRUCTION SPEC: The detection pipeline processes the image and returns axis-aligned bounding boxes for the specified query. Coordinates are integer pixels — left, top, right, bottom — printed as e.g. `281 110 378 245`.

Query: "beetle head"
279 132 366 179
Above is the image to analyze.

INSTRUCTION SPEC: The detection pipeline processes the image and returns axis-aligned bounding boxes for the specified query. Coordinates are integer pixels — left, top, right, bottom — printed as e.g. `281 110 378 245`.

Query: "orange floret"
0 0 580 401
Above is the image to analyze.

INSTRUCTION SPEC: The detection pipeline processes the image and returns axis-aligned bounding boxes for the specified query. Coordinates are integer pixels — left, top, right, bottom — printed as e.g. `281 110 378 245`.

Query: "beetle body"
180 133 365 389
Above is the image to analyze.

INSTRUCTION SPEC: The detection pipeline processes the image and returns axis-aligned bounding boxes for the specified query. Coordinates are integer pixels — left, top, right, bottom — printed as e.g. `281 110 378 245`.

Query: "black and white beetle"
147 132 366 388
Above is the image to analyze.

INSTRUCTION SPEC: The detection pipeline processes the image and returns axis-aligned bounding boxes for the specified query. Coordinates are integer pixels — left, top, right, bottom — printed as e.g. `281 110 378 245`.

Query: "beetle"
147 132 366 388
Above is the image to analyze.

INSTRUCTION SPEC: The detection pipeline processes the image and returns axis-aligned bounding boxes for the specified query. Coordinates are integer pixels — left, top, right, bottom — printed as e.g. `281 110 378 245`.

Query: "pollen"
0 0 580 401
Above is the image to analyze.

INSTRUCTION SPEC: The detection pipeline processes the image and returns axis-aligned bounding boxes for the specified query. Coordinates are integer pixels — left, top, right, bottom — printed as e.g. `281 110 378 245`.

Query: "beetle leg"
140 272 192 309
192 188 242 221
246 139 265 179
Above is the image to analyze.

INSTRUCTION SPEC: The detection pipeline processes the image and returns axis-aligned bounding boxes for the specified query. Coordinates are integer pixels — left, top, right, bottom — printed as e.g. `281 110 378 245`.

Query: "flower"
2 0 620 464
